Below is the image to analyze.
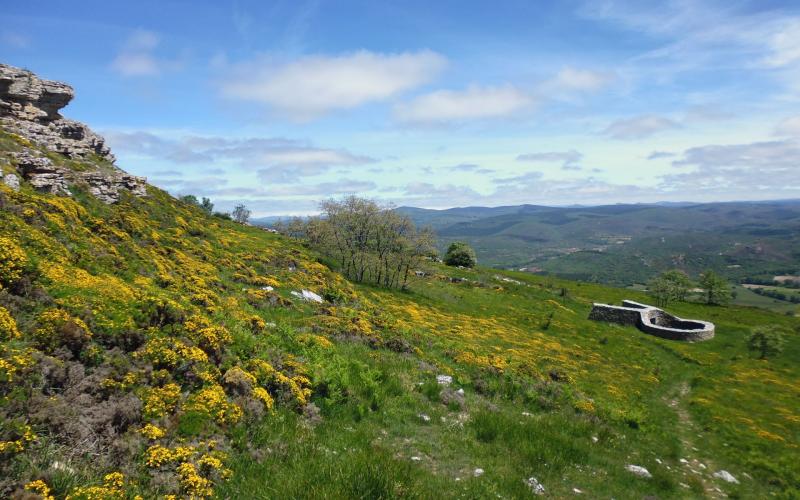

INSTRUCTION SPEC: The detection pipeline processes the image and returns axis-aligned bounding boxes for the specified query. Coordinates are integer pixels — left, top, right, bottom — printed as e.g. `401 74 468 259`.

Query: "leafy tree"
444 241 477 268
699 269 731 305
232 204 251 224
200 197 214 214
747 325 787 359
287 196 435 289
648 269 693 307
180 194 199 206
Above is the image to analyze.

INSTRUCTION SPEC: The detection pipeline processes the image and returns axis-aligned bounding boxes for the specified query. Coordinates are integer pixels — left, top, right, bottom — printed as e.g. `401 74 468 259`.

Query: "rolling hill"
398 202 800 286
1 63 799 499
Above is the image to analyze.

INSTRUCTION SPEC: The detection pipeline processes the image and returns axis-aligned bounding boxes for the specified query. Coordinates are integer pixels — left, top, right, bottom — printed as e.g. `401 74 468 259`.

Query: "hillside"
1 64 799 499
398 203 800 288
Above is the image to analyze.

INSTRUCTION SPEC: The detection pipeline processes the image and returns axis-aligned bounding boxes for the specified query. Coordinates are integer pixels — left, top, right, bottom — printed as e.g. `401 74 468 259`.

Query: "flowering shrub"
33 308 92 354
0 236 27 289
65 472 127 499
136 336 208 368
141 383 182 419
24 480 54 500
183 384 243 425
0 422 36 455
0 306 20 340
184 315 232 355
139 423 166 440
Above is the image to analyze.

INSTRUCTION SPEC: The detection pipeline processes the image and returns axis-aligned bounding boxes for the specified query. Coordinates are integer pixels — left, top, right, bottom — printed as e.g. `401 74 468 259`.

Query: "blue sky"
2 0 800 215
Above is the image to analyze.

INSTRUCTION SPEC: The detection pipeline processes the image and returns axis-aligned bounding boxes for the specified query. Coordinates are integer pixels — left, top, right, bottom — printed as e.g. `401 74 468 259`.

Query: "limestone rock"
14 152 71 196
80 171 147 204
1 171 19 191
0 63 74 122
1 63 147 204
1 63 114 162
524 477 545 495
713 470 739 484
625 464 652 478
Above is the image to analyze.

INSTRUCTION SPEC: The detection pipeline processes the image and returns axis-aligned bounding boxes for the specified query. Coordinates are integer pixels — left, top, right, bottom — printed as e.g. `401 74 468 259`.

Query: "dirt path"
666 381 727 498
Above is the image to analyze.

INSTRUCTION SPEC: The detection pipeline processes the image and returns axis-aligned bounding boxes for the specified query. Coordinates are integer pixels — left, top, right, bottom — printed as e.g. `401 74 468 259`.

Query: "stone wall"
589 300 714 342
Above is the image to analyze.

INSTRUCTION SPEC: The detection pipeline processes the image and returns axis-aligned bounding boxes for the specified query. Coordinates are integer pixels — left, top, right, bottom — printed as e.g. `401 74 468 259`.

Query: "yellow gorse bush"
0 236 27 289
0 306 20 340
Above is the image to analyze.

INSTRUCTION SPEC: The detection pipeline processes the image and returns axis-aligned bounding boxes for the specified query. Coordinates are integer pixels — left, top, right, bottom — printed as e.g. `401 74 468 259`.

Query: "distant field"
732 285 800 316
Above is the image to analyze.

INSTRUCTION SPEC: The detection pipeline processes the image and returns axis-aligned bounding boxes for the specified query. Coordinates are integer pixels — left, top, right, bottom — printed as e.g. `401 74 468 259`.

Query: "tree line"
648 269 732 307
276 196 436 290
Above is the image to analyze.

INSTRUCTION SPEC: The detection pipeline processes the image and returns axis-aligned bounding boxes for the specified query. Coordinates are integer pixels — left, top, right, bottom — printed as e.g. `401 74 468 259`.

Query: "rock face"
1 63 147 203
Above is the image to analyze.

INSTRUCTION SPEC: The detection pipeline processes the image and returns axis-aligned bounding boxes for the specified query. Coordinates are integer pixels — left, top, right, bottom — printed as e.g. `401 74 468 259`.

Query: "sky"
2 0 800 216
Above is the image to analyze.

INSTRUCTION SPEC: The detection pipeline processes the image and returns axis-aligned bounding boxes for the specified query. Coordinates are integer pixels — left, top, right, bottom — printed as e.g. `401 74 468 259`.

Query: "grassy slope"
1 131 799 498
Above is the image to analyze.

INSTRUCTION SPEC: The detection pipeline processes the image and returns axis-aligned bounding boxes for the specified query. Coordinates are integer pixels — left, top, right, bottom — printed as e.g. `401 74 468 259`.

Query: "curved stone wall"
589 300 714 342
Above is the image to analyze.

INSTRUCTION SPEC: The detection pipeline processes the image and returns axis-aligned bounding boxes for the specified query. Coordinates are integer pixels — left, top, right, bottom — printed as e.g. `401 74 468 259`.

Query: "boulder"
713 470 739 484
625 464 652 478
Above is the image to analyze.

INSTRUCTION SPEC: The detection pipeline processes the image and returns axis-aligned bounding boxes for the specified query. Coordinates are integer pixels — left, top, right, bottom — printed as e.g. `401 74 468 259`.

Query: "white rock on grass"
418 413 431 422
523 477 545 495
625 465 652 478
713 470 739 484
436 375 453 386
291 289 323 303
473 468 484 477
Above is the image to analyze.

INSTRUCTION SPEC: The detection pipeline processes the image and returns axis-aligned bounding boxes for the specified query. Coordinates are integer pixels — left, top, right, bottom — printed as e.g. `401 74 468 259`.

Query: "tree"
200 197 214 214
180 194 199 206
699 269 731 305
444 241 477 268
747 325 787 359
232 204 251 224
648 269 693 307
286 196 434 290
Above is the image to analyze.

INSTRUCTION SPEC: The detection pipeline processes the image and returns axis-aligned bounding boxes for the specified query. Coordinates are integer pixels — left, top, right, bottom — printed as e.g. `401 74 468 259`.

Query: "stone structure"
0 63 147 203
588 300 714 342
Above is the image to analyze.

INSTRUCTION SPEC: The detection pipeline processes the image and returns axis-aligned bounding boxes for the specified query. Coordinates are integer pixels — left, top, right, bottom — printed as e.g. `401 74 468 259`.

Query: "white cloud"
394 84 533 124
549 67 614 92
764 19 800 68
602 115 680 140
661 140 800 196
774 115 800 137
111 30 168 77
106 131 374 183
220 50 446 120
516 150 583 169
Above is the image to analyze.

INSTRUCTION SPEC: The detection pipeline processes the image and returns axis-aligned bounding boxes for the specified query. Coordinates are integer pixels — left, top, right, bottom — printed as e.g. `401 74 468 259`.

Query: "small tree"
200 197 214 214
699 269 731 305
649 269 693 307
180 194 199 206
747 325 787 359
444 241 477 268
232 204 251 224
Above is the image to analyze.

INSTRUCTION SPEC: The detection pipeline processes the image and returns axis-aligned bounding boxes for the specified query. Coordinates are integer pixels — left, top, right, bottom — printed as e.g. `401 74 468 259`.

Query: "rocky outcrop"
1 64 115 162
14 152 71 196
1 63 147 203
0 64 73 122
80 171 147 204
13 151 147 203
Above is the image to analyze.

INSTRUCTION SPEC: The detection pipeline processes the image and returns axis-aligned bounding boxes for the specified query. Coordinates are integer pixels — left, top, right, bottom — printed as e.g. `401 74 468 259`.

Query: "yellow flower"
0 236 27 289
139 423 166 440
25 480 55 500
0 306 20 340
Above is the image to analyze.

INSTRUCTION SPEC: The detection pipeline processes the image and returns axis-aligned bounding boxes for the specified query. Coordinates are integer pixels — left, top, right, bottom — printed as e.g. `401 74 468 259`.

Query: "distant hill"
397 201 800 286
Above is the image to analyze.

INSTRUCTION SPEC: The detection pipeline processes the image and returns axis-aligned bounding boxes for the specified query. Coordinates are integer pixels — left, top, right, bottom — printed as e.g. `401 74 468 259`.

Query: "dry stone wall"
589 300 714 342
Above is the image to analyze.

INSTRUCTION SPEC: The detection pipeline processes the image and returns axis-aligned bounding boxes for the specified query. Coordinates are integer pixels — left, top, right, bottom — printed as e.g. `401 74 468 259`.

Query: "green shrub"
443 241 477 268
